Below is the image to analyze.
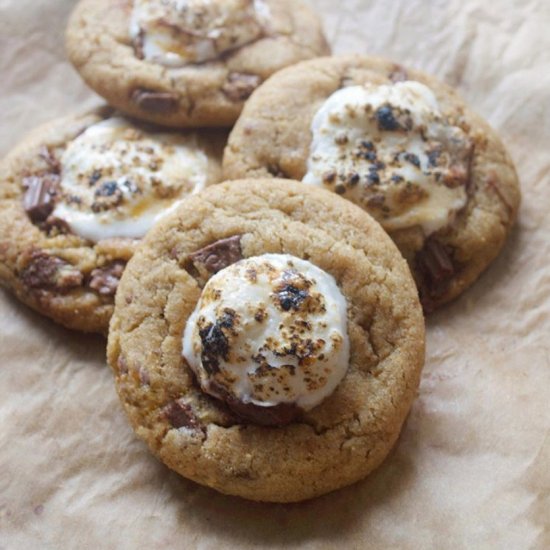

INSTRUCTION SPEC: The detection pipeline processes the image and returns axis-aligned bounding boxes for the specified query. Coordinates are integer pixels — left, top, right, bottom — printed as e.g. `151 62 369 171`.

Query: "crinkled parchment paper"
0 1 549 548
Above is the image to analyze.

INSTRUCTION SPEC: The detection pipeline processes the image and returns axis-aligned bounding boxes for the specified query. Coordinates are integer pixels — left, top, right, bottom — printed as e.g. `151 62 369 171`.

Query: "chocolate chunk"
222 73 261 102
207 379 300 427
415 238 456 311
163 399 202 431
22 175 60 223
131 89 179 114
89 261 126 296
20 250 83 291
188 235 243 276
417 239 454 282
222 392 300 427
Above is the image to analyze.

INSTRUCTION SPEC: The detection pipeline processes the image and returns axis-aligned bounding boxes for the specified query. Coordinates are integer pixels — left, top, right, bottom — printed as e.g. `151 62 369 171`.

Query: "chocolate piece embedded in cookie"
89 261 126 296
20 250 83 292
224 55 521 311
23 175 60 223
217 393 300 428
415 237 457 312
0 109 226 333
163 399 203 432
108 179 425 502
189 235 243 274
131 89 180 114
66 0 330 127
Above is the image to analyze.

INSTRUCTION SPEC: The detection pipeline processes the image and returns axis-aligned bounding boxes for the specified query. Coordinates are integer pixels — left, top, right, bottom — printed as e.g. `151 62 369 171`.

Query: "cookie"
66 0 330 128
223 55 521 311
0 107 225 333
107 178 425 502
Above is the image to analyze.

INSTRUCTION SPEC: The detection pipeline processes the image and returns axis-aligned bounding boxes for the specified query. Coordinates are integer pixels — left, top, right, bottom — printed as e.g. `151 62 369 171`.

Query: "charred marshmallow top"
183 254 349 411
303 81 473 236
130 0 269 67
53 117 208 242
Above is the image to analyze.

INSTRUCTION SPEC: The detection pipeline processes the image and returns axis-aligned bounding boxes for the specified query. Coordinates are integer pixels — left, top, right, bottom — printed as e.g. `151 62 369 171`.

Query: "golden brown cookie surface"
66 0 330 128
0 108 225 333
107 179 425 502
223 55 521 311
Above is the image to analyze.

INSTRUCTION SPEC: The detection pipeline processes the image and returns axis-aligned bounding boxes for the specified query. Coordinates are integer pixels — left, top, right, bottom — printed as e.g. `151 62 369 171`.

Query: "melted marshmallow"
130 0 269 67
182 254 350 410
303 81 473 236
53 117 209 242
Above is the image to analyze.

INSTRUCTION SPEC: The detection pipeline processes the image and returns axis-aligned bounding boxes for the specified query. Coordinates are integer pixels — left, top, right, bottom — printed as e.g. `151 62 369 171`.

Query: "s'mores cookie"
223 56 521 311
0 108 225 332
66 0 330 127
107 179 425 502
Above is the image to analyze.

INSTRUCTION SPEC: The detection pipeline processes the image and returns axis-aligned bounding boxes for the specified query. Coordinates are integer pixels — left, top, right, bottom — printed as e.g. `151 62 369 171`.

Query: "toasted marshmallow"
53 117 209 242
130 0 269 67
303 81 473 236
183 254 349 411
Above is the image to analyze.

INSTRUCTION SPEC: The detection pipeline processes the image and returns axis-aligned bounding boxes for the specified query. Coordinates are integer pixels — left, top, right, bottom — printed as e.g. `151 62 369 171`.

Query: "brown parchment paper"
0 1 549 548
